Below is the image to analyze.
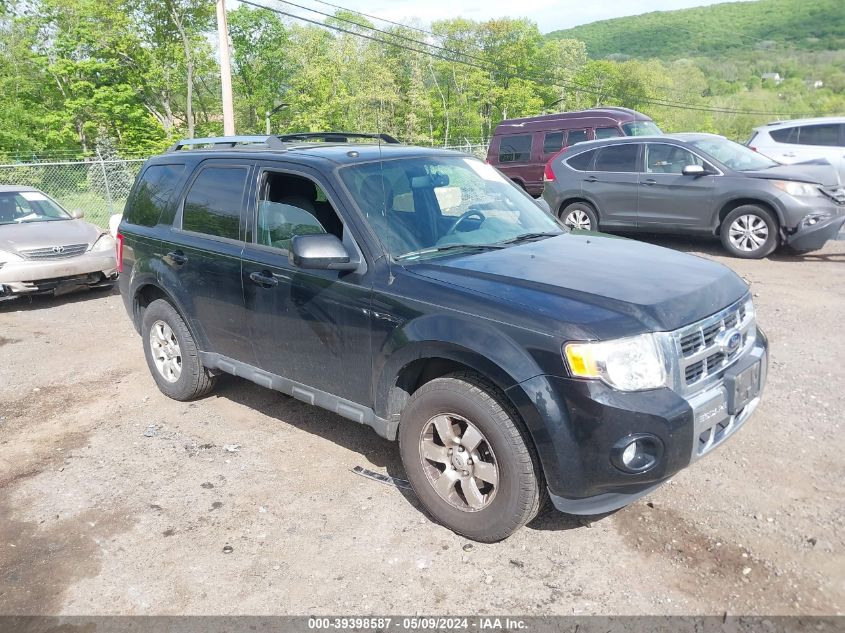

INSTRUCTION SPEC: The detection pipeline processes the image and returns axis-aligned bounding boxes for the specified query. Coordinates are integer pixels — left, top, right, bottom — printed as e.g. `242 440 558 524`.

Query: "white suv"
748 117 845 182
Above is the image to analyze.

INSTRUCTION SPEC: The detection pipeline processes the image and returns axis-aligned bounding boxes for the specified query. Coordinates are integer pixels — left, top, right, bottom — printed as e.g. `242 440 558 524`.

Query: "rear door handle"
584 176 598 183
249 270 278 288
166 250 188 265
641 179 657 186
782 152 797 158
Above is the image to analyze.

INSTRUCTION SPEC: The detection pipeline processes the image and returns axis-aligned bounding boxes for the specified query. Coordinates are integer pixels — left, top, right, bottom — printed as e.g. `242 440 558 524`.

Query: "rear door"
637 143 716 229
581 143 640 228
165 160 253 360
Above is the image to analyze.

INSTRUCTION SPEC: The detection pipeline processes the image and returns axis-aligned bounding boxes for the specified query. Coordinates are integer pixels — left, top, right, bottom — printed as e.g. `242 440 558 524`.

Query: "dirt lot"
1 237 843 616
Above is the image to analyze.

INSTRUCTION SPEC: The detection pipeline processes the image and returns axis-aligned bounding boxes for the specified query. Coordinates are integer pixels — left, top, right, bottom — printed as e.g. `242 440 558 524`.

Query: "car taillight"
116 232 124 273
749 146 758 152
544 148 567 181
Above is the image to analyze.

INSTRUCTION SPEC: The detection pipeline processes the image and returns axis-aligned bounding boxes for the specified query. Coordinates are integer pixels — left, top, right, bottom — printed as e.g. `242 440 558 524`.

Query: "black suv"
118 133 768 541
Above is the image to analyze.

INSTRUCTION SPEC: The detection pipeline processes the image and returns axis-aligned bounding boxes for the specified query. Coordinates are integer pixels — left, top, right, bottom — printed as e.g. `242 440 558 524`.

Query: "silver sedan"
0 186 117 299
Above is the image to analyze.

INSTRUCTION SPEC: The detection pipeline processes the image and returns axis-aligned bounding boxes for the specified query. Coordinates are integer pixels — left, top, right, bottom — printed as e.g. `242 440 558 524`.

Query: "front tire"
141 299 216 401
720 205 778 259
398 372 542 542
560 201 598 231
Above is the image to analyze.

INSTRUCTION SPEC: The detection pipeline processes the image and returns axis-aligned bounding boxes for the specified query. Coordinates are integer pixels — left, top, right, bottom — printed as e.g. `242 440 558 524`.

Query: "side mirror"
289 234 357 271
682 165 706 176
70 208 85 219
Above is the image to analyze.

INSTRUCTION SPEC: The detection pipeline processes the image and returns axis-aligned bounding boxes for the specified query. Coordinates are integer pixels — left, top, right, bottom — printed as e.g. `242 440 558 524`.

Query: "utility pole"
216 0 235 135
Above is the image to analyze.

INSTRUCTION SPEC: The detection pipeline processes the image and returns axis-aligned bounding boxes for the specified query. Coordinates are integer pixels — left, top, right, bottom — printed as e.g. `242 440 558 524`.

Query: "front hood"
410 233 749 336
743 162 841 187
0 219 101 253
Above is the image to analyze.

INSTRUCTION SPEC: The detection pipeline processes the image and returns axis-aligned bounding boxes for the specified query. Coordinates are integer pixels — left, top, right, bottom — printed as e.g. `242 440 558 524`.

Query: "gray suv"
542 133 845 258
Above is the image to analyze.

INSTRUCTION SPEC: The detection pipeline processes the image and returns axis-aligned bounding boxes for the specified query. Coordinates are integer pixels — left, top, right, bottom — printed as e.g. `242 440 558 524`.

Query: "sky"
256 0 751 34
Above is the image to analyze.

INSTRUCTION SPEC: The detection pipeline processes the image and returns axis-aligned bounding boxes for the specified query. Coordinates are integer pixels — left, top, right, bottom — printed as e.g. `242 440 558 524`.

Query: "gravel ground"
0 237 843 616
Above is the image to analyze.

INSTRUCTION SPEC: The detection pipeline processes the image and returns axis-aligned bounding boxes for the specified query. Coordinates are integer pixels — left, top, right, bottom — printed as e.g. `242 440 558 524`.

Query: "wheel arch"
714 198 783 237
557 197 598 220
131 277 208 350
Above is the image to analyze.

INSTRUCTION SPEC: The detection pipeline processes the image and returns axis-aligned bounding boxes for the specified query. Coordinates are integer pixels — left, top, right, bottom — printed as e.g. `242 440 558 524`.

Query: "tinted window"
498 134 532 163
566 150 595 171
182 167 248 240
798 124 841 147
543 132 564 155
568 129 588 145
593 144 639 172
645 144 704 174
126 164 185 227
770 126 799 144
595 127 622 139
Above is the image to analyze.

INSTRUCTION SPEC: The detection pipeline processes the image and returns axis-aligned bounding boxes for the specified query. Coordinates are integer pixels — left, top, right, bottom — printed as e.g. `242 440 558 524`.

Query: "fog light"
611 434 663 474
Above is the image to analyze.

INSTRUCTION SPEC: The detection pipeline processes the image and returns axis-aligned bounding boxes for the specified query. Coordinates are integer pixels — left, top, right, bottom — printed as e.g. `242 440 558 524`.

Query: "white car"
748 117 845 183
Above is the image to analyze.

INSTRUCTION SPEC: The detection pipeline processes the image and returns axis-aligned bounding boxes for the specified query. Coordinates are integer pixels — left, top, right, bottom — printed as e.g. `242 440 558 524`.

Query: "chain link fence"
0 157 146 228
442 142 490 159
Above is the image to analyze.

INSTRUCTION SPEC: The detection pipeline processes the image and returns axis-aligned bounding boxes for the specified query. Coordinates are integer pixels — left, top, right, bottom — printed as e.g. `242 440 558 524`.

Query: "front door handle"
249 270 278 288
584 176 598 183
641 179 657 186
167 250 188 265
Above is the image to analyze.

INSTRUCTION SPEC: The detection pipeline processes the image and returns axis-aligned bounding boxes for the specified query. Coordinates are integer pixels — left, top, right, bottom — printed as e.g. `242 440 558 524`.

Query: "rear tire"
720 205 778 259
560 201 598 231
398 372 542 542
141 299 216 401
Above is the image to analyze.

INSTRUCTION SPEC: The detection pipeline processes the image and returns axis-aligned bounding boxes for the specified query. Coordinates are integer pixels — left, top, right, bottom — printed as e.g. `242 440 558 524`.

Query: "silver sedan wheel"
418 413 499 512
149 320 182 383
729 214 769 252
564 208 592 231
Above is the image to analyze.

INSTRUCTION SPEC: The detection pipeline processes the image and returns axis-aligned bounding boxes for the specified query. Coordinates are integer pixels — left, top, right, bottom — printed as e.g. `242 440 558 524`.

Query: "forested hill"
546 0 845 59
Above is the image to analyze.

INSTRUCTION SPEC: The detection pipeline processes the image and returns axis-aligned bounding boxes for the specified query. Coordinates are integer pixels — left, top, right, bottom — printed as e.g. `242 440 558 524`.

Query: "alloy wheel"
729 214 769 252
150 320 182 383
564 208 592 231
418 413 499 512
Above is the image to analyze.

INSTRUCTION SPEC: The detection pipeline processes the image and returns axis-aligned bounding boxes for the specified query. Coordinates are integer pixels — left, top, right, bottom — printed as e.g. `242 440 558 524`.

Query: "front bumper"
786 213 845 252
509 330 768 515
0 251 118 296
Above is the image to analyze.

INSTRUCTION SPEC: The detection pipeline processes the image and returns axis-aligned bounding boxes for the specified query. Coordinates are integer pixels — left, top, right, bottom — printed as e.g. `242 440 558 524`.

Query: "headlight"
771 180 822 197
564 333 667 391
91 233 115 252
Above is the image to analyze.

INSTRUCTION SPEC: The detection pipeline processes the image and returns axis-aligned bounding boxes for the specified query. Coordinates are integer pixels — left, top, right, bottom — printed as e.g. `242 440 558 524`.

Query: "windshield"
622 121 662 136
340 155 562 260
0 191 71 225
688 136 779 171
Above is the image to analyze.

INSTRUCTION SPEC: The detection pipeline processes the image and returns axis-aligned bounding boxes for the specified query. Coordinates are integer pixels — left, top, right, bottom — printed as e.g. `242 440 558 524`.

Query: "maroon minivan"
486 107 661 196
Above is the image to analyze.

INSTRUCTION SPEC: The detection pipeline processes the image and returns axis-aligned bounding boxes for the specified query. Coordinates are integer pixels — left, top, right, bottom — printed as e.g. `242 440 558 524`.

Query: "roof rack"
166 131 401 153
275 132 400 144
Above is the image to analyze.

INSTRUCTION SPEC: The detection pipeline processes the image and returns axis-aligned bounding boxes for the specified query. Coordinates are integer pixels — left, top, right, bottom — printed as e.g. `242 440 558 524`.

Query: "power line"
242 0 823 118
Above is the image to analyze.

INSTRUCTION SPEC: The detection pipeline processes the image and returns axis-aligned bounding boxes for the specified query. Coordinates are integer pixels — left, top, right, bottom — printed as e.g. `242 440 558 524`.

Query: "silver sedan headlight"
90 233 116 252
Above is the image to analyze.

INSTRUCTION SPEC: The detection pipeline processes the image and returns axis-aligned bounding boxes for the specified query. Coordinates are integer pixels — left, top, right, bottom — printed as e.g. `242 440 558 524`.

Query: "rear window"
125 164 186 227
543 132 565 155
595 127 622 139
181 166 248 240
593 144 639 172
567 130 588 145
566 150 595 171
498 134 532 163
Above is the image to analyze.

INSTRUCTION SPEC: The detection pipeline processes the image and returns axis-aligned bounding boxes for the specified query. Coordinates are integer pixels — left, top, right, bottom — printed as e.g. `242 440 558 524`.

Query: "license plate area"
725 359 761 415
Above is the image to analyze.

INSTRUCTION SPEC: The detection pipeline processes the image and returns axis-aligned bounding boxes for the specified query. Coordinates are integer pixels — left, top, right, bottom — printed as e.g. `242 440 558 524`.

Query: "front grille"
20 243 89 260
674 297 755 393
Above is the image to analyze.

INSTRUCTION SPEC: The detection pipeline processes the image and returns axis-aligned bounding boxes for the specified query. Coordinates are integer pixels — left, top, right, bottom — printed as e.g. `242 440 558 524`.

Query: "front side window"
182 166 248 240
0 191 70 225
797 124 841 147
256 172 343 252
543 132 565 155
595 127 622 139
498 134 532 163
340 156 561 260
127 164 185 227
644 144 704 174
567 129 588 145
593 144 639 172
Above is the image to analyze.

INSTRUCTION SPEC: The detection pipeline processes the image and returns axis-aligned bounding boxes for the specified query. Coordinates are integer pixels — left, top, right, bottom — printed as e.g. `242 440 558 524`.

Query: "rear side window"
498 134 532 163
182 166 248 240
566 150 595 171
770 126 799 144
594 144 639 172
797 124 841 147
125 164 185 227
543 132 565 155
595 127 622 139
568 129 588 145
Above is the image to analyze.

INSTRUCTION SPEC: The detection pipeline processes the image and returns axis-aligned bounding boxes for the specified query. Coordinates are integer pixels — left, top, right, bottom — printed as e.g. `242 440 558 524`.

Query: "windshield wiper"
498 231 561 245
396 243 506 261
